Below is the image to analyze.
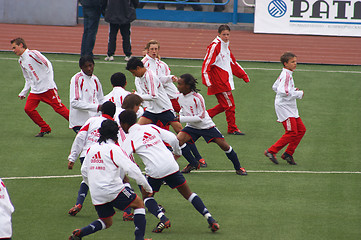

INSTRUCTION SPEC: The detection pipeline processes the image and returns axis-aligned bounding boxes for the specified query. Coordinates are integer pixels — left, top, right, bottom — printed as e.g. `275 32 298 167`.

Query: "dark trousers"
81 6 102 57
214 0 225 12
107 23 132 57
176 0 203 11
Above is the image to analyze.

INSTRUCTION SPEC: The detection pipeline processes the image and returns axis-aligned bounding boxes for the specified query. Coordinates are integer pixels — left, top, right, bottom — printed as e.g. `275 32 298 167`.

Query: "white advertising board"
254 0 361 37
0 0 78 26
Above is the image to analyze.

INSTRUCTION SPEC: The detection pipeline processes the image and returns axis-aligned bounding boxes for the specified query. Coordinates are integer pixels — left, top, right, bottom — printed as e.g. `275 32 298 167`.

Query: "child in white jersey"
119 110 220 234
68 119 153 240
175 74 247 175
264 52 306 165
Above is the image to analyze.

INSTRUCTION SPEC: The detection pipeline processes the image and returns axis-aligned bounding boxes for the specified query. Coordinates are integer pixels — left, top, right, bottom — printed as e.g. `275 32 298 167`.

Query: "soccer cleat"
123 212 134 221
124 56 131 62
199 158 207 168
181 163 200 174
35 131 50 137
152 219 171 233
281 152 297 165
69 229 82 240
264 150 279 164
228 130 245 135
104 55 114 61
68 204 82 216
208 218 220 232
236 167 248 175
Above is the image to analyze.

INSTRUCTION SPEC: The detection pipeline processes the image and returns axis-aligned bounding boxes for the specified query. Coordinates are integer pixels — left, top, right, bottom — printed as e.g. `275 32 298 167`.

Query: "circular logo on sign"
268 0 287 18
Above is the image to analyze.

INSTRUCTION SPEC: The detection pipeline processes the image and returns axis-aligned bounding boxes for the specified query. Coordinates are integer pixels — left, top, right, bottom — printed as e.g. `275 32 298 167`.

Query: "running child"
175 73 247 175
69 119 153 240
119 110 220 233
264 52 306 165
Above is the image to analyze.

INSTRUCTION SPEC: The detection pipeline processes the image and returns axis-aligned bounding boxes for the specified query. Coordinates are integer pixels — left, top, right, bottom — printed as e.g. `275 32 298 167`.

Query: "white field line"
3 170 361 180
1 57 361 74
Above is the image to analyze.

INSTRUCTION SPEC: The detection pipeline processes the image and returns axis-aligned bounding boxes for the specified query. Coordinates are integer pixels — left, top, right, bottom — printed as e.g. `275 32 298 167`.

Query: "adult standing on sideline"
69 56 104 133
202 24 250 135
80 0 105 58
104 0 139 62
0 178 14 240
11 37 69 137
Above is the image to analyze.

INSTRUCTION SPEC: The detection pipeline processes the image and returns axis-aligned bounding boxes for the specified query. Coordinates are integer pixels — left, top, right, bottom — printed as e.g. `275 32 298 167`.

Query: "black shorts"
181 126 224 143
94 187 137 219
147 171 186 192
142 110 176 127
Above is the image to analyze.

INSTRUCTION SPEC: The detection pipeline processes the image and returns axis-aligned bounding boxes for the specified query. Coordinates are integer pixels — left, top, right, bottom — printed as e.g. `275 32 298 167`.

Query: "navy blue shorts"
147 171 186 192
181 126 224 143
142 110 176 127
94 187 137 219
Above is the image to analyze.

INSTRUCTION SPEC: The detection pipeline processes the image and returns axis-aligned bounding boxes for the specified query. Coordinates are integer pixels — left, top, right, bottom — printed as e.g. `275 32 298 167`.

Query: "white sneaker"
104 55 114 61
124 56 131 62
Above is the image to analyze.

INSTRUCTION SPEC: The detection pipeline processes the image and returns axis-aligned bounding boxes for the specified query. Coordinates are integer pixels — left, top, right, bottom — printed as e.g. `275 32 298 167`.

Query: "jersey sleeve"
202 42 218 87
18 65 32 96
68 122 90 162
150 125 182 156
138 72 160 101
96 78 105 104
230 52 250 83
118 149 153 193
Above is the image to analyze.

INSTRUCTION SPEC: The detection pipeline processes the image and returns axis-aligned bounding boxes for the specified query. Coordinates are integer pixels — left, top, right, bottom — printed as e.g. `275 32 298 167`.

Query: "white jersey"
68 114 114 162
121 124 181 179
81 139 152 205
69 70 104 128
272 68 304 122
104 86 131 122
177 91 215 129
134 69 173 114
18 49 57 96
104 86 130 108
0 178 14 238
142 55 180 99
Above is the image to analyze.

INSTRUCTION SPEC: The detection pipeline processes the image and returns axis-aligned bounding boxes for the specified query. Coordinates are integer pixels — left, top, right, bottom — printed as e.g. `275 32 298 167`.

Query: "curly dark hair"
98 119 119 143
179 73 200 93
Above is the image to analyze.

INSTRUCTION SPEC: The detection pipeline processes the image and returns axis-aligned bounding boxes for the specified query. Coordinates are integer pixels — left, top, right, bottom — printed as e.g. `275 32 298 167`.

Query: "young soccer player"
126 57 175 127
142 40 207 167
104 72 130 108
67 101 134 221
202 24 250 135
11 37 69 137
119 110 220 233
0 178 14 240
69 119 153 240
68 101 115 216
126 57 202 170
175 74 247 175
104 72 144 123
69 56 104 133
264 52 306 165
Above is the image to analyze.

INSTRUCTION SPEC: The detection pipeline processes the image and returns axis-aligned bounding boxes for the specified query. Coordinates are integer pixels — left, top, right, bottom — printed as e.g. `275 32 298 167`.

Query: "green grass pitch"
0 51 360 240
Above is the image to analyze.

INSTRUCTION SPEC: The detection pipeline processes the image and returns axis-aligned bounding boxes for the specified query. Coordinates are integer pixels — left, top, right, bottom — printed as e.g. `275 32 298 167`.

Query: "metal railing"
78 0 255 24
